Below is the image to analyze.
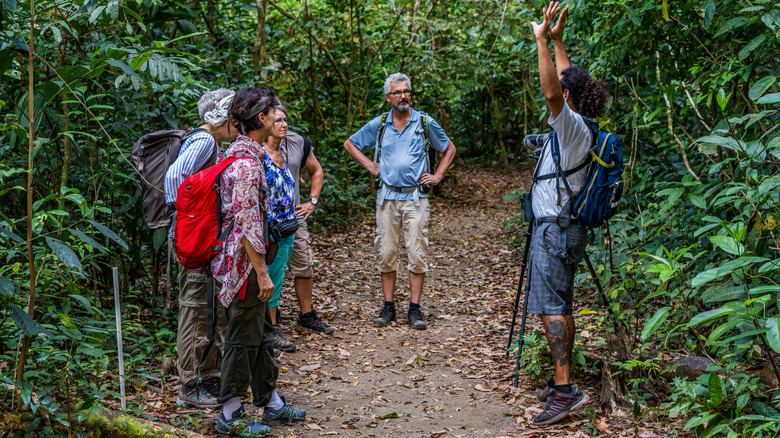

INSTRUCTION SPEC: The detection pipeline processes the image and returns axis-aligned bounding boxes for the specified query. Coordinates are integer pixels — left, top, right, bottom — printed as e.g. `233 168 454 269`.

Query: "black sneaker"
177 380 221 409
273 324 296 352
532 386 590 425
373 304 396 327
298 310 335 335
407 306 427 330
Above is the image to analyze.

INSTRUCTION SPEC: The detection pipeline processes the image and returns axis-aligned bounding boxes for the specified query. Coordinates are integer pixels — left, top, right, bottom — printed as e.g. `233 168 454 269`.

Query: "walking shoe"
373 304 396 327
177 380 221 409
537 378 555 402
407 306 427 330
273 324 296 352
532 386 590 425
273 347 281 358
261 396 307 426
298 310 335 335
216 405 271 437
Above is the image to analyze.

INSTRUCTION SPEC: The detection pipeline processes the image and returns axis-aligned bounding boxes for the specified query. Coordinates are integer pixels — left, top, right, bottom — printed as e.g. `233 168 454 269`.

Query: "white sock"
222 397 242 418
266 390 284 410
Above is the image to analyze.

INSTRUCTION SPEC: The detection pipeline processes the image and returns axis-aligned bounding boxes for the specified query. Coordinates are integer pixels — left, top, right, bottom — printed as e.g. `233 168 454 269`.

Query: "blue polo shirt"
349 108 450 201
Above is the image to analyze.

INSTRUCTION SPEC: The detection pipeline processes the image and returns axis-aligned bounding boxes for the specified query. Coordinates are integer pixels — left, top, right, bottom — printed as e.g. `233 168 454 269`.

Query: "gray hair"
383 73 412 95
275 104 288 116
197 88 235 125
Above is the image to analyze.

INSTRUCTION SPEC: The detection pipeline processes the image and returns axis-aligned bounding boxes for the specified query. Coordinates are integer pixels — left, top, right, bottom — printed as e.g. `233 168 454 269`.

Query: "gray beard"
395 103 411 112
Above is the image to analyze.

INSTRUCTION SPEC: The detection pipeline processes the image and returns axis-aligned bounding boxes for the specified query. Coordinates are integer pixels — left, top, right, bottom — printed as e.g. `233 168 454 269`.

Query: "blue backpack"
544 120 624 228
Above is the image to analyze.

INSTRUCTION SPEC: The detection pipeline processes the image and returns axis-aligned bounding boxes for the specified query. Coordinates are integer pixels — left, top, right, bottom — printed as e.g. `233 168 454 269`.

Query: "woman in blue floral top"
263 105 299 353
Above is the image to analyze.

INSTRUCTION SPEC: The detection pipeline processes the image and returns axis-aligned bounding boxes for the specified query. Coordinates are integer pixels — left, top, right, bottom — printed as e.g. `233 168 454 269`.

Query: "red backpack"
173 153 263 268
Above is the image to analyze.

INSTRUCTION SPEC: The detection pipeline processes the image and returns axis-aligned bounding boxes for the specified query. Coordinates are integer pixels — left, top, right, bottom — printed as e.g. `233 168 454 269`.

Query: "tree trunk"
253 0 267 79
58 45 71 193
488 82 509 173
16 0 36 409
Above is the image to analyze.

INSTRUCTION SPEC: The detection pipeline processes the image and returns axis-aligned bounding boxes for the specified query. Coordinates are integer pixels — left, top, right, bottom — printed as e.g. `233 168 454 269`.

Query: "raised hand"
530 1 558 41
548 4 569 41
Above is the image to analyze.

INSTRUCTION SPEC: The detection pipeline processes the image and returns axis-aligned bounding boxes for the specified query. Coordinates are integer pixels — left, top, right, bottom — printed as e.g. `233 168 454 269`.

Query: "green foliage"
0 0 778 434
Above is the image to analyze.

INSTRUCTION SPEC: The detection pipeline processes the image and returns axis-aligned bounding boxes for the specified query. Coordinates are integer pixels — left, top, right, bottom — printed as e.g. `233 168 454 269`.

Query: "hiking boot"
273 347 281 358
407 306 427 330
373 303 396 327
261 396 307 426
177 380 221 409
216 405 271 437
537 378 555 402
298 310 335 335
532 386 590 425
273 324 296 352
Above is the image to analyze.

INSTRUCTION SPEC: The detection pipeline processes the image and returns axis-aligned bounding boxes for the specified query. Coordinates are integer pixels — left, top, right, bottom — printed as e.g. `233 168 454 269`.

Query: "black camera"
524 133 550 149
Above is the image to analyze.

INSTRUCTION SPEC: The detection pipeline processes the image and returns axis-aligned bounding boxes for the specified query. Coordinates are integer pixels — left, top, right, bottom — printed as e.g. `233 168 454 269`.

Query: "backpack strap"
373 112 390 166
302 137 312 171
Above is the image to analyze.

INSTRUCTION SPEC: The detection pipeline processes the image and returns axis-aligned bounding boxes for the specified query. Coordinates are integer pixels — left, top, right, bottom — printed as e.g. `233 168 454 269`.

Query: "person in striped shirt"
165 88 239 409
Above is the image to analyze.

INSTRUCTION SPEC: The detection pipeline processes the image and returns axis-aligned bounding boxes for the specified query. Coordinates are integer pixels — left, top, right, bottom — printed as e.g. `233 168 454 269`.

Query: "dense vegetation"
1 0 779 436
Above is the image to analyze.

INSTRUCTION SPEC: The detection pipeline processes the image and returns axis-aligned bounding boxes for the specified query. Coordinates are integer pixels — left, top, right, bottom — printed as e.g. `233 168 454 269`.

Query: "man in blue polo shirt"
344 73 456 330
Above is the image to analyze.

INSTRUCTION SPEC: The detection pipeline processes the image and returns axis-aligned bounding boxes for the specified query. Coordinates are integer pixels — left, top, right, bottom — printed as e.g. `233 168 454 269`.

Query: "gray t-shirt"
531 101 594 219
282 131 312 206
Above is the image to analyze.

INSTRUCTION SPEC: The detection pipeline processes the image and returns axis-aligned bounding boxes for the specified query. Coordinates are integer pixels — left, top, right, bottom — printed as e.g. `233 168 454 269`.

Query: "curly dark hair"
229 87 280 135
560 66 609 118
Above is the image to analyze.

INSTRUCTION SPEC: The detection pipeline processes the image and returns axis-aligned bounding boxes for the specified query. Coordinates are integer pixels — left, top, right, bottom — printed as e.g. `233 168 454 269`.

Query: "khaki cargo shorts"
288 220 314 278
375 198 430 274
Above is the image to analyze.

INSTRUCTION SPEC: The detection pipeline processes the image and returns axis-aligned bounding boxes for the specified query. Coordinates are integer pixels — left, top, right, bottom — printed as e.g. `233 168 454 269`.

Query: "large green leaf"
87 220 129 250
738 34 768 60
69 228 106 254
713 17 749 38
692 256 769 287
45 237 83 273
708 372 723 408
641 307 671 341
766 317 780 354
0 276 14 298
759 260 780 274
710 235 743 256
687 308 736 327
757 93 780 104
7 303 53 337
749 76 777 101
707 318 741 346
758 175 780 194
153 227 168 252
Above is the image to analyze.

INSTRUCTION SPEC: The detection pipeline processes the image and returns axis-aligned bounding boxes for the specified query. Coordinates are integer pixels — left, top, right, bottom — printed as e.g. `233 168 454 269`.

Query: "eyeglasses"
387 89 412 98
275 118 289 125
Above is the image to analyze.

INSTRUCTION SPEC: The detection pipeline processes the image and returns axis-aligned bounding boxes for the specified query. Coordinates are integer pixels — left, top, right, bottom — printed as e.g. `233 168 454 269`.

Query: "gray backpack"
131 128 208 229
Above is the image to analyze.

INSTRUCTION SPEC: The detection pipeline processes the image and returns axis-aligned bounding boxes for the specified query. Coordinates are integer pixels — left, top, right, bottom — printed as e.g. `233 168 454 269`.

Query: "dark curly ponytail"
560 66 609 118
229 87 280 135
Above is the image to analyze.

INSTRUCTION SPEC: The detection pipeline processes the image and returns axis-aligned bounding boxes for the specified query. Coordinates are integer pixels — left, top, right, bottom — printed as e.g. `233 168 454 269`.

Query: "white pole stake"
113 267 126 411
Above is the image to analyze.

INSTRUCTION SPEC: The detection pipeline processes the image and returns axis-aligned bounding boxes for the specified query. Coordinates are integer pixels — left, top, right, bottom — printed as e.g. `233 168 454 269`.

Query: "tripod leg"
506 222 534 358
514 248 534 388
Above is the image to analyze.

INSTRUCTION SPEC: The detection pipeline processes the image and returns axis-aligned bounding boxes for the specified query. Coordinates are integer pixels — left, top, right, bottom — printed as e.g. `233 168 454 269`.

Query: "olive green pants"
217 269 278 407
176 265 226 387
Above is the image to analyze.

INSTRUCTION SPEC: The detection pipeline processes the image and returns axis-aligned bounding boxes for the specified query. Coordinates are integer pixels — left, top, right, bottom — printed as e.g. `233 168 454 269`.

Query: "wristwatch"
310 197 318 206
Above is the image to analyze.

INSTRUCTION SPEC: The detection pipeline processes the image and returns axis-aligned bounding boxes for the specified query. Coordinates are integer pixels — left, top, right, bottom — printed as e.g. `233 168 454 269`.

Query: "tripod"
506 224 612 388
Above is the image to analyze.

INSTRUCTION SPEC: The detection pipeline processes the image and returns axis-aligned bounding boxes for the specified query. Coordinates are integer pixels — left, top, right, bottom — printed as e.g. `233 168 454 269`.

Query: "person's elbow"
544 90 564 105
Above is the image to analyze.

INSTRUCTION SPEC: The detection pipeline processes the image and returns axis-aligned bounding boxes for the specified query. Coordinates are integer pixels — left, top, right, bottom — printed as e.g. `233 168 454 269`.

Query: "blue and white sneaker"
261 396 307 426
216 406 271 437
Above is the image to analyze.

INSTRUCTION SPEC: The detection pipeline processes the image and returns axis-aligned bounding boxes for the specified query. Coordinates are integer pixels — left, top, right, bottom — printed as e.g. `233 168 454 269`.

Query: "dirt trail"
172 165 670 437
261 165 579 438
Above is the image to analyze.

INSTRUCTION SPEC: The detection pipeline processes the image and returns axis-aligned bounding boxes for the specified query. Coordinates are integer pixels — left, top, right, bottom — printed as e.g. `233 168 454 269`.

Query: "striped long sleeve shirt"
164 132 221 204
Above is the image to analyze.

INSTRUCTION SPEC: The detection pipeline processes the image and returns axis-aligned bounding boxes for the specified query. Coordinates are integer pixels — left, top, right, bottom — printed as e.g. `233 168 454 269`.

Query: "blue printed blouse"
263 149 296 224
